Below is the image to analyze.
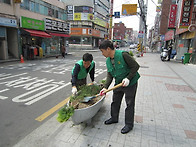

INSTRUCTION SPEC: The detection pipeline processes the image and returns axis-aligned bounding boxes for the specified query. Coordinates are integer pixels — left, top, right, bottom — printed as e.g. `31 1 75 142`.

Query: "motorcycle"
160 48 168 61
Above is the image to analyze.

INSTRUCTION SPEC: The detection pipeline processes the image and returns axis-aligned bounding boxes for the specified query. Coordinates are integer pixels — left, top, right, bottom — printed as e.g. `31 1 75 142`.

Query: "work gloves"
122 78 130 87
99 88 107 96
72 86 77 95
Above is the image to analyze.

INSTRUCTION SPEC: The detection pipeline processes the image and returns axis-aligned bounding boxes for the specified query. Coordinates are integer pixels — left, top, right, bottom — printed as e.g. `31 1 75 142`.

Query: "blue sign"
114 12 120 18
0 17 17 27
161 35 165 41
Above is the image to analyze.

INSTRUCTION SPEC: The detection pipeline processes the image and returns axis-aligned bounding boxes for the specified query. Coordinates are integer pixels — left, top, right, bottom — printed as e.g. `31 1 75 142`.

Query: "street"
0 50 107 147
1 49 196 147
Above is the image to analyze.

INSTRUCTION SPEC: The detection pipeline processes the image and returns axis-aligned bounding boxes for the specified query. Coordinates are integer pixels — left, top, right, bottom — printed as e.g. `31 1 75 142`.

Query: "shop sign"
93 16 107 28
74 13 93 21
92 29 100 37
179 0 194 28
70 28 100 37
70 28 82 35
74 6 93 13
156 5 161 12
179 44 184 47
168 4 177 28
0 17 17 27
45 18 70 34
20 16 44 30
67 5 74 20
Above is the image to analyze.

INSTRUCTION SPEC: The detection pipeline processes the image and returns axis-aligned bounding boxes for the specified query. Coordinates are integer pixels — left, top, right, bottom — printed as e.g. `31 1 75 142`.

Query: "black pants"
111 82 138 127
62 52 65 58
75 78 87 90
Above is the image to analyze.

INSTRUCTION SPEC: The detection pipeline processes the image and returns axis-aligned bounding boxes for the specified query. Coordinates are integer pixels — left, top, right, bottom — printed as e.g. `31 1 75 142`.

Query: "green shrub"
129 51 134 56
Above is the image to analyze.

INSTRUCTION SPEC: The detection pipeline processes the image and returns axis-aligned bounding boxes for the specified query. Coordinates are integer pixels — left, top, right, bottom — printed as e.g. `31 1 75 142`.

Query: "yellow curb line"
35 97 70 122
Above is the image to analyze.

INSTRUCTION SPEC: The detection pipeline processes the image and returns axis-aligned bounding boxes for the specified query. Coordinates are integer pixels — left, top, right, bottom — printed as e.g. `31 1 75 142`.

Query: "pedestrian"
61 44 66 58
167 44 172 61
71 53 95 95
99 40 140 134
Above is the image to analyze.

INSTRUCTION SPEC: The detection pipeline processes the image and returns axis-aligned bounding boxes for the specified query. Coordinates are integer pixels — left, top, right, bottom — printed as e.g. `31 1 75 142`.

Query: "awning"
23 29 51 38
164 30 174 41
49 32 71 37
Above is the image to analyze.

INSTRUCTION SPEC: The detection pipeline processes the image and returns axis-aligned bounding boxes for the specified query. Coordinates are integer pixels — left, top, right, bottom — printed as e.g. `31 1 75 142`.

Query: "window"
35 3 40 13
40 5 45 15
30 1 35 12
20 0 29 10
82 37 91 45
69 37 81 44
19 0 67 21
2 0 11 4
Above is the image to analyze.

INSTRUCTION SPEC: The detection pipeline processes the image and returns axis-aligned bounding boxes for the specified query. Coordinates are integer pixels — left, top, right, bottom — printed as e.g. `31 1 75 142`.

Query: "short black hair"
83 53 93 62
99 40 114 50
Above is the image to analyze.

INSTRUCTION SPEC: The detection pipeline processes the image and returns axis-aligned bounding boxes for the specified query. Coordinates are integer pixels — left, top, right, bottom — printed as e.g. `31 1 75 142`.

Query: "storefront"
174 28 193 60
20 16 52 59
69 27 102 49
45 18 70 55
0 16 18 60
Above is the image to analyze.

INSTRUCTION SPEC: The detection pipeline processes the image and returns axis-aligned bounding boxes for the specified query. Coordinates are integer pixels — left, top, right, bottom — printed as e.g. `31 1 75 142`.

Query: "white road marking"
0 73 27 81
25 82 71 105
0 88 9 100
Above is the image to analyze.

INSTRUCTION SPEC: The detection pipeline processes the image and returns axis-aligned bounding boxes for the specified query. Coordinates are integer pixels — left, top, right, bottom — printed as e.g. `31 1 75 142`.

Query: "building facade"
0 0 110 60
62 0 110 49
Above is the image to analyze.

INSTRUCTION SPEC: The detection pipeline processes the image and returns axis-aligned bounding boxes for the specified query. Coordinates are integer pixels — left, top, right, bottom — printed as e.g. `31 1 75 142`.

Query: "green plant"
57 84 102 123
129 51 134 56
70 84 101 102
57 105 74 123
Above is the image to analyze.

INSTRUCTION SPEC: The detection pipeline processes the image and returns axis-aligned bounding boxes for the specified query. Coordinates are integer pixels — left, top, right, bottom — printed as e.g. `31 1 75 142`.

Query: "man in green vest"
71 53 95 95
99 40 140 134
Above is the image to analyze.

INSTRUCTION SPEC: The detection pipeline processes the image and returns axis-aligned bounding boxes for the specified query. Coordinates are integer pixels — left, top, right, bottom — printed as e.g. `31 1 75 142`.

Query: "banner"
168 4 177 28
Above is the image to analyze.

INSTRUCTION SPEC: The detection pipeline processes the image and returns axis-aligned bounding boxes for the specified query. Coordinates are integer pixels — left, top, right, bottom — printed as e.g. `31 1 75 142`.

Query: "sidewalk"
14 53 196 147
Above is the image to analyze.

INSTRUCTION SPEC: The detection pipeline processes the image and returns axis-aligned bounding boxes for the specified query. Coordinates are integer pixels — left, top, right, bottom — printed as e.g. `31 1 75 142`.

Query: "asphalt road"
0 50 109 147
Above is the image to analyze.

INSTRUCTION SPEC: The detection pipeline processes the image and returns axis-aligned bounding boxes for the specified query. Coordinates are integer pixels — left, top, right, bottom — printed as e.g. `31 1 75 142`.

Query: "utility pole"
143 0 148 48
109 0 114 40
137 0 148 56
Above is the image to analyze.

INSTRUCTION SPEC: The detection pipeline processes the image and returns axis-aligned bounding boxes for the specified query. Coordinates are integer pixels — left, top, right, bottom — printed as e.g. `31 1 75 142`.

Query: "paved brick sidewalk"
14 53 196 147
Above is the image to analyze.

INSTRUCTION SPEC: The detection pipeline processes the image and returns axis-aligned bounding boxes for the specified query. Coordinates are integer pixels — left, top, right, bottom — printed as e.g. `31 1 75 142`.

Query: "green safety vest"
106 50 140 86
72 60 95 80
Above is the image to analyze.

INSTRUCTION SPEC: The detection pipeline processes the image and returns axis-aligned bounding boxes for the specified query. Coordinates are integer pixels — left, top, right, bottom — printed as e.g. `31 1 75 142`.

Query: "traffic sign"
122 4 137 15
114 12 120 18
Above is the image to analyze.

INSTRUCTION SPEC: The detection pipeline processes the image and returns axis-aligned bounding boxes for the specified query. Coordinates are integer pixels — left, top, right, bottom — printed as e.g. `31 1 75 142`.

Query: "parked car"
129 44 136 49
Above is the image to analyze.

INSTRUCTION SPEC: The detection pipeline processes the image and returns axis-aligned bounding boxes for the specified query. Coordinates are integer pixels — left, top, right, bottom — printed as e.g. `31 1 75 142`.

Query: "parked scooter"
160 47 168 61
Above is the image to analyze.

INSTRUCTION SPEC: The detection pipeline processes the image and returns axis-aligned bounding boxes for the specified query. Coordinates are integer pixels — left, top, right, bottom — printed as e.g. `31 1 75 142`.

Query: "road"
0 50 109 147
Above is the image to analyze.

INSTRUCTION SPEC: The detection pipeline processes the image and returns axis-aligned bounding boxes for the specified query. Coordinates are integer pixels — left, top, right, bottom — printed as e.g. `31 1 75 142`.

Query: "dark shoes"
104 118 133 134
104 118 118 125
121 125 133 134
